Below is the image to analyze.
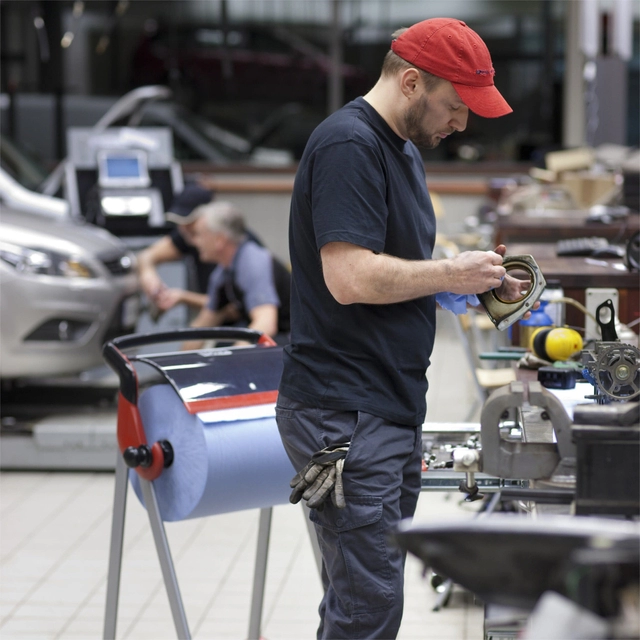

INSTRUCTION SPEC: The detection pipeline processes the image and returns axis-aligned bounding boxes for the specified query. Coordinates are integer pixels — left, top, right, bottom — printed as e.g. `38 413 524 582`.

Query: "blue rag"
435 292 480 315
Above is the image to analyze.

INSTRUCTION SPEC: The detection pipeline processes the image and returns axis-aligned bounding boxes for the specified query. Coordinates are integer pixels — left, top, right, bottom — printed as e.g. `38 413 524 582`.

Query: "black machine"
36 86 185 237
64 126 182 236
393 515 639 639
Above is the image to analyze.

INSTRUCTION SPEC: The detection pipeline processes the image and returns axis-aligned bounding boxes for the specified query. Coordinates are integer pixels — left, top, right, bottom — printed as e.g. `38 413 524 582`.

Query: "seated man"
183 201 290 349
137 183 215 317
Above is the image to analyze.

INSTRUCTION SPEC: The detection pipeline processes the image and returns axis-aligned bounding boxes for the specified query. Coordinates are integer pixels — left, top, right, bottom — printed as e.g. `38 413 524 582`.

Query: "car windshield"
0 136 49 191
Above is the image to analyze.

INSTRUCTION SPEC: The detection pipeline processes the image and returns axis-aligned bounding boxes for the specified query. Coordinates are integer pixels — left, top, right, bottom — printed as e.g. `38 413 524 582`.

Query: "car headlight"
0 241 97 278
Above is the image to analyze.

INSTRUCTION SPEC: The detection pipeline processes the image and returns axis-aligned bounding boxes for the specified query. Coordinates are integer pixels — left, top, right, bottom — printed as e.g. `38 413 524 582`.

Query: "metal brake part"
594 344 640 401
478 254 546 331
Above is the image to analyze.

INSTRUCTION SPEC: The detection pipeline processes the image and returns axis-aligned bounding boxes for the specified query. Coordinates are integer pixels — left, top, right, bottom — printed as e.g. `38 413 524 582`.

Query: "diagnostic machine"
64 126 183 236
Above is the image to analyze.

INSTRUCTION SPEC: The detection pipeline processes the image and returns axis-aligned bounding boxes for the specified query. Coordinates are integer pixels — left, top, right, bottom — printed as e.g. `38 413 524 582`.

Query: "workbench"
508 242 639 344
495 210 639 245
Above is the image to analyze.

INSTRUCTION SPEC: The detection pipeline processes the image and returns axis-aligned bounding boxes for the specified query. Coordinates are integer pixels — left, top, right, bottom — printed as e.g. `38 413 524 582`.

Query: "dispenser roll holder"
101 327 309 640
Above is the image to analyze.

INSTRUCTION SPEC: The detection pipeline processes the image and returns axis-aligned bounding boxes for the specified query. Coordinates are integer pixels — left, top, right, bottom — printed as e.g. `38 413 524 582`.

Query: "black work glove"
289 442 350 510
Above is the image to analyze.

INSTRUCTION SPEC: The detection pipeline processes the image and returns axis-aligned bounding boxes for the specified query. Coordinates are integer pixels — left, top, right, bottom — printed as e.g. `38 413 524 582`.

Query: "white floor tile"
0 615 66 638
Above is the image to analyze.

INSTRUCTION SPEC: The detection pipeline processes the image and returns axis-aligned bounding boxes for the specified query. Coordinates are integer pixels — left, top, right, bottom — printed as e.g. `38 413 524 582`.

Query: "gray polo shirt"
206 240 280 315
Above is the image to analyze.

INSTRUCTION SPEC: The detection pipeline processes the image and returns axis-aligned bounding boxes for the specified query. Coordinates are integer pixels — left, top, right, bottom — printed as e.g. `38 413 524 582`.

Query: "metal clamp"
478 255 546 331
480 381 575 480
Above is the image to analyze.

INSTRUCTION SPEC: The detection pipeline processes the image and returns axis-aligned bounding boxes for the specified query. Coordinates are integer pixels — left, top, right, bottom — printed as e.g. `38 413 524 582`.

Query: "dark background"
1 0 638 166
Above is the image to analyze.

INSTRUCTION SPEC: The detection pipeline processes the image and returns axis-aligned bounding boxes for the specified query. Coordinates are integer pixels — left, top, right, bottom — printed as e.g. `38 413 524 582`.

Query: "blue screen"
105 156 142 178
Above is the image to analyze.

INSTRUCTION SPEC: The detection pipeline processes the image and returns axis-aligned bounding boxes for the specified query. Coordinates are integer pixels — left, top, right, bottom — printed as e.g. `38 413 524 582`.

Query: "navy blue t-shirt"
279 97 437 426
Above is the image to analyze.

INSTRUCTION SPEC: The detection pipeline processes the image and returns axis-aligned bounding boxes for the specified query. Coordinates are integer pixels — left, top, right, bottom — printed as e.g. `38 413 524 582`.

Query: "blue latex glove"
435 292 480 315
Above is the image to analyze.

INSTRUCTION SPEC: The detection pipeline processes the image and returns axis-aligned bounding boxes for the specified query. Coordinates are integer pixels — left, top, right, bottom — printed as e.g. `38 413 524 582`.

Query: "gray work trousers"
275 395 423 640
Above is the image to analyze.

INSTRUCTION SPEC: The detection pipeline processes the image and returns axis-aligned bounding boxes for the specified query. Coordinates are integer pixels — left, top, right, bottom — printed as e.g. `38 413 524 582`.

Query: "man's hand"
137 236 183 302
218 302 242 324
491 245 540 320
139 272 166 303
446 250 506 295
154 287 186 311
494 274 531 302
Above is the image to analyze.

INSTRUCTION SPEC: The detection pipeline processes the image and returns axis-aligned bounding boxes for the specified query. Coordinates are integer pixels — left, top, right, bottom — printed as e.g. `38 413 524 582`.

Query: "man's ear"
399 68 421 99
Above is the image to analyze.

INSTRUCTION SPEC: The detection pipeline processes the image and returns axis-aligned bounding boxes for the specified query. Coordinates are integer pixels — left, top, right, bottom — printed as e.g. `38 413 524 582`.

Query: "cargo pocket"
310 496 395 615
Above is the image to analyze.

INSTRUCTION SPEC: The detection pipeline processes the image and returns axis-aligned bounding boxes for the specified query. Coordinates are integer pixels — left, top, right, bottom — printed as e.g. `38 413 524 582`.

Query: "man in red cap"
390 17 512 119
277 18 518 639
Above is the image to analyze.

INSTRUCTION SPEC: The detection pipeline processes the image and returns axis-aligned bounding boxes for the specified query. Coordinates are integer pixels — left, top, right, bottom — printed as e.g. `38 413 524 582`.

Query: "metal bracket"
479 381 575 480
478 255 546 331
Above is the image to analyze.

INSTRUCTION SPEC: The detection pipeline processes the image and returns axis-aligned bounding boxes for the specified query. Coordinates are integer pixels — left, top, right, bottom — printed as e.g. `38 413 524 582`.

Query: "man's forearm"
176 290 208 309
320 242 506 306
137 237 183 298
137 261 164 298
247 304 278 337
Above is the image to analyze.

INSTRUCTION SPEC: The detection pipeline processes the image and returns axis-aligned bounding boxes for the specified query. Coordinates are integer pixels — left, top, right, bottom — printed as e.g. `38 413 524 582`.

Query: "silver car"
0 171 140 380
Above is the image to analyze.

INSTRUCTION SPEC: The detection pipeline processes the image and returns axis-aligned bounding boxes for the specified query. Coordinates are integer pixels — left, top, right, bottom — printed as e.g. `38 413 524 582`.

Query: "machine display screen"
97 150 150 188
105 156 143 178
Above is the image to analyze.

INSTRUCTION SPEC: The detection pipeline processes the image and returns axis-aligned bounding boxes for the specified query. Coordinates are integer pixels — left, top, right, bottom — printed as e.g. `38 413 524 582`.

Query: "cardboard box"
545 147 595 173
559 171 619 208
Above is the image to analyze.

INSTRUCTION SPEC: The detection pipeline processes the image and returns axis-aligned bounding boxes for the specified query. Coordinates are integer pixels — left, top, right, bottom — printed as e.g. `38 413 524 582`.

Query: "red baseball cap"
390 18 512 118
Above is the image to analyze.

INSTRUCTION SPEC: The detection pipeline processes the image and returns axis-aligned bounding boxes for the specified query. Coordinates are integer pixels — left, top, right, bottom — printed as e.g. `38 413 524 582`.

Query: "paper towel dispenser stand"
103 327 277 480
101 327 286 640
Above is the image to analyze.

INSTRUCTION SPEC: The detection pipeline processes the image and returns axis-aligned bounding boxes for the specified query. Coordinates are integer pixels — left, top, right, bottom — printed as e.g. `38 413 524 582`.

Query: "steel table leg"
140 478 191 639
248 507 272 640
103 453 128 640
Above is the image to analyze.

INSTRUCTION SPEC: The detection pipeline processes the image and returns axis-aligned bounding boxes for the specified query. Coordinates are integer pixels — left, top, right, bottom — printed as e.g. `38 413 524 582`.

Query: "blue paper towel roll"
130 384 295 522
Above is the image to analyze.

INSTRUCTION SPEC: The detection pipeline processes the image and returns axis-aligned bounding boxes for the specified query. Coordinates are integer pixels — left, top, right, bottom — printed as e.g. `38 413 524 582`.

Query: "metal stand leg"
432 578 454 611
104 453 129 640
248 507 273 640
139 478 191 640
104 463 292 640
432 492 503 613
480 491 502 517
246 505 325 640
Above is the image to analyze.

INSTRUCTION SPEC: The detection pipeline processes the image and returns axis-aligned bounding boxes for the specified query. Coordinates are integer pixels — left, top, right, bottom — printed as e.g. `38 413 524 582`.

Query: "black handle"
596 299 618 342
103 327 270 406
108 327 265 352
123 445 152 468
122 441 175 470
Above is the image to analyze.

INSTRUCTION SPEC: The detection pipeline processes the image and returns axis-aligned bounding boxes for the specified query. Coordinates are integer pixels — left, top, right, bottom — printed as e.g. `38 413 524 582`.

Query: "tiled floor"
0 310 488 639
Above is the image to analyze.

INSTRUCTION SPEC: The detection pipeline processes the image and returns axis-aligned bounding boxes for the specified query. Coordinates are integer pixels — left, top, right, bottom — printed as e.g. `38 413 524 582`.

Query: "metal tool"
452 381 577 499
595 298 618 342
478 255 546 331
583 342 640 401
581 299 640 402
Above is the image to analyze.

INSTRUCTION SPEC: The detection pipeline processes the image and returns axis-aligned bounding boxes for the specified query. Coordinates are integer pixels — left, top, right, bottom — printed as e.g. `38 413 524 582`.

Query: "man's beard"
404 94 440 150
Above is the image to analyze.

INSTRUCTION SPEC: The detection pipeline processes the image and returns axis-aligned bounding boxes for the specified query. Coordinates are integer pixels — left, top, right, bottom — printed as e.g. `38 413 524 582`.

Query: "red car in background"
130 22 372 108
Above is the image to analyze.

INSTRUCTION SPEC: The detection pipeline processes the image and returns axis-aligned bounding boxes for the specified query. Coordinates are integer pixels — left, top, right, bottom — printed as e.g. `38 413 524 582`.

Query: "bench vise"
453 381 576 499
454 381 639 516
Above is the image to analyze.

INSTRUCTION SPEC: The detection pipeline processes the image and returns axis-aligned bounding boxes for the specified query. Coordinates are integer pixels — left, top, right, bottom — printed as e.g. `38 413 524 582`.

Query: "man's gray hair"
194 201 247 243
